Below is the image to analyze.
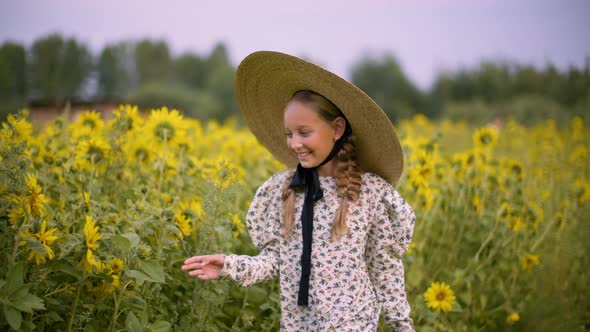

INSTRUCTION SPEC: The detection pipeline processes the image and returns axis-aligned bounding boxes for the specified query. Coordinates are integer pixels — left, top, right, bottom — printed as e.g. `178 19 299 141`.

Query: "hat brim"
235 51 403 184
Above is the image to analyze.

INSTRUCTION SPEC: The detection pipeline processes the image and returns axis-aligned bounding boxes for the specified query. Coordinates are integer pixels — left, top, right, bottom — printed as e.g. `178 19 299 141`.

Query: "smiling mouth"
297 152 311 158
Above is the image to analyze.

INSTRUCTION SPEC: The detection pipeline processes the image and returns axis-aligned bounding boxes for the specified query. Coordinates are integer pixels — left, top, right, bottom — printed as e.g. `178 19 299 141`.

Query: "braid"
332 136 362 239
281 171 297 235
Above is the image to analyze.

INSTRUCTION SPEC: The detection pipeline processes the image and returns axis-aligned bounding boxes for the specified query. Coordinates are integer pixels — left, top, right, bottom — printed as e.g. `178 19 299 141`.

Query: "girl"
182 51 415 331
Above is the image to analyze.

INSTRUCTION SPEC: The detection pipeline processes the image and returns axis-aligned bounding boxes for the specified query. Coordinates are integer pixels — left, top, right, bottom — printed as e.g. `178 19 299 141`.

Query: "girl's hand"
181 254 225 280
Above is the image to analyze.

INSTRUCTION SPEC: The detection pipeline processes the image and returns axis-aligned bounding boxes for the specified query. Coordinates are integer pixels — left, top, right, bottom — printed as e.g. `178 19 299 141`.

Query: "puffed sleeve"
219 173 284 286
365 176 416 332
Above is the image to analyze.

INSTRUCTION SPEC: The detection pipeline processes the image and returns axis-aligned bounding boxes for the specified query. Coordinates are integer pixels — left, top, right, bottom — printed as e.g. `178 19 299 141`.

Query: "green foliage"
134 39 172 85
129 81 222 120
0 109 283 331
0 42 27 99
351 53 426 121
28 34 93 102
173 53 208 90
97 42 137 99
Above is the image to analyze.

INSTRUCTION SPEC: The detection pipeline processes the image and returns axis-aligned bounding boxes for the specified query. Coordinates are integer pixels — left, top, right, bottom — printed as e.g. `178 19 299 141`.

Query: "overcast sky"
1 0 588 90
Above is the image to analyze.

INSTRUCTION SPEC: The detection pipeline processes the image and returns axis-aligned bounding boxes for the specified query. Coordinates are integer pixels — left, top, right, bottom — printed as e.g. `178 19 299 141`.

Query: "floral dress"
220 171 415 331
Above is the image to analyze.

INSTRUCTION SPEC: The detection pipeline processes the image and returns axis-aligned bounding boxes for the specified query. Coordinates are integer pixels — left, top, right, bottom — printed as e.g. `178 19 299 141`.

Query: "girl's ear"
332 117 346 140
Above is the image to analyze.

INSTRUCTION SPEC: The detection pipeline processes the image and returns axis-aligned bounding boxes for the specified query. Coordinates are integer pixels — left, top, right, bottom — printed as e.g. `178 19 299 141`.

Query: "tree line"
1 33 588 125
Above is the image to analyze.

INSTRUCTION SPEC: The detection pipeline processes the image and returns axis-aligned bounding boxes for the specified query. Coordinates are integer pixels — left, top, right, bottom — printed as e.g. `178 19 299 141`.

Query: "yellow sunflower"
520 253 540 272
20 219 59 265
573 178 590 204
109 258 125 275
24 173 49 218
74 137 111 173
424 281 456 313
175 213 192 238
81 215 103 273
143 107 188 147
506 311 520 324
230 213 246 238
473 126 498 150
84 215 102 250
506 215 524 232
177 199 204 221
72 110 104 132
1 112 33 145
109 104 143 132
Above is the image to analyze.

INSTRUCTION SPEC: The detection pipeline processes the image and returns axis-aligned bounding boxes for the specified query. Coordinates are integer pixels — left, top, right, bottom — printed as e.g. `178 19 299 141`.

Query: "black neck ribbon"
289 128 351 306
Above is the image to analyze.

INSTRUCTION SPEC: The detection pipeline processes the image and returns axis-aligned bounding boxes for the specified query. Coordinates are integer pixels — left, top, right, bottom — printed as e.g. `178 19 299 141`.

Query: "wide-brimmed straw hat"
235 51 403 184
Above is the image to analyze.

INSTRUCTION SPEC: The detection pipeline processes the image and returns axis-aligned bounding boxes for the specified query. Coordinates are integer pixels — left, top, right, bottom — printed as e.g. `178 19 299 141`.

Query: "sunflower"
122 135 154 169
424 282 456 313
520 253 540 271
471 195 483 213
143 107 188 147
109 258 125 275
573 178 590 204
1 112 33 145
81 215 103 273
497 202 512 220
177 199 204 222
72 110 105 132
416 186 435 210
175 213 192 238
506 216 524 232
109 104 143 132
553 211 565 230
20 219 59 265
473 127 498 150
74 137 111 173
84 215 102 250
504 159 525 182
24 173 49 218
230 213 246 238
506 311 520 324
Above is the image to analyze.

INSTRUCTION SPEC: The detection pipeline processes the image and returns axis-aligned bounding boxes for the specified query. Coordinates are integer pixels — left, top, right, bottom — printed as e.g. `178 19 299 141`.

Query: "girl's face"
284 100 344 170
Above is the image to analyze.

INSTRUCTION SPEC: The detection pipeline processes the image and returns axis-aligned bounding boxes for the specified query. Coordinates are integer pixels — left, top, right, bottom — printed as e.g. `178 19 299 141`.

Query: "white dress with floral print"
221 171 415 332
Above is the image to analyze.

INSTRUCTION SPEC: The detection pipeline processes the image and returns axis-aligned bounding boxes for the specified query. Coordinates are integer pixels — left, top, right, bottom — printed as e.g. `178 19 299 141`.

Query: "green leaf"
125 311 143 332
4 305 22 330
149 321 171 332
23 236 47 255
127 270 153 286
112 235 131 252
140 261 165 283
12 291 45 313
123 233 140 248
5 263 24 291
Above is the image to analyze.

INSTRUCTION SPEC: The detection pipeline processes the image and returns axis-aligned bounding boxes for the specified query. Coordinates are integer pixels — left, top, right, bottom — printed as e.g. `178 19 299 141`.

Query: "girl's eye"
300 131 310 137
285 133 293 138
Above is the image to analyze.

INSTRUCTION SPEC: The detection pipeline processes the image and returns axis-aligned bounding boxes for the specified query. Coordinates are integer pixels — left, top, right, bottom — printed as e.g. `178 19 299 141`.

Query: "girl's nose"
289 139 302 149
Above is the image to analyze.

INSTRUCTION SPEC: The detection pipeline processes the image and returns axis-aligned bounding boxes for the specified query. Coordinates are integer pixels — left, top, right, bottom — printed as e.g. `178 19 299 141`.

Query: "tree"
173 53 207 89
351 54 425 122
205 43 238 119
28 33 93 102
0 42 27 99
97 42 137 99
134 39 172 85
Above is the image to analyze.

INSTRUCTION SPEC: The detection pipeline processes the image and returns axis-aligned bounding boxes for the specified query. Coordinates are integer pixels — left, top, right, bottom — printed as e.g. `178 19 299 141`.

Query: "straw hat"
235 51 404 184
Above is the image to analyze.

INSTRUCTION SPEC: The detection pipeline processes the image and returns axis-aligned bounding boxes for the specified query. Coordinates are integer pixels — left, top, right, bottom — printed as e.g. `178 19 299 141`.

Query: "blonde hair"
281 90 362 240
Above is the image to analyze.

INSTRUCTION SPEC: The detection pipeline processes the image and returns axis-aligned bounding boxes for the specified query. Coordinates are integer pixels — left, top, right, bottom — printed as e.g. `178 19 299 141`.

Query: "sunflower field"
0 106 588 331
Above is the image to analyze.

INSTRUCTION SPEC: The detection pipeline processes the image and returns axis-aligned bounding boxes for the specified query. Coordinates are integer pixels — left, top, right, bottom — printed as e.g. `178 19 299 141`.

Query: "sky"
1 0 589 90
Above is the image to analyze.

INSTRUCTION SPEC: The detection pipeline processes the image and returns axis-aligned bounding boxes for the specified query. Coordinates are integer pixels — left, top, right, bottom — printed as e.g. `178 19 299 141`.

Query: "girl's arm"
366 182 416 332
217 173 285 286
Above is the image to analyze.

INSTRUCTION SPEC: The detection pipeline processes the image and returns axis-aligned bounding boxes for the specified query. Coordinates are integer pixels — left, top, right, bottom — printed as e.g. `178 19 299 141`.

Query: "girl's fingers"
184 256 204 265
181 262 201 271
189 269 205 277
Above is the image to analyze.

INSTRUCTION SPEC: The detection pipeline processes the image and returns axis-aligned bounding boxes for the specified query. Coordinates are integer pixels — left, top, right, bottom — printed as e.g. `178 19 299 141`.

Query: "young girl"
182 51 415 331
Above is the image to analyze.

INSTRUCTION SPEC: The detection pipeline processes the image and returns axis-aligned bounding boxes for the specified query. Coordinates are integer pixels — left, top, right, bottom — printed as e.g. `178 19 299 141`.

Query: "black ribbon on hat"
290 125 352 307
